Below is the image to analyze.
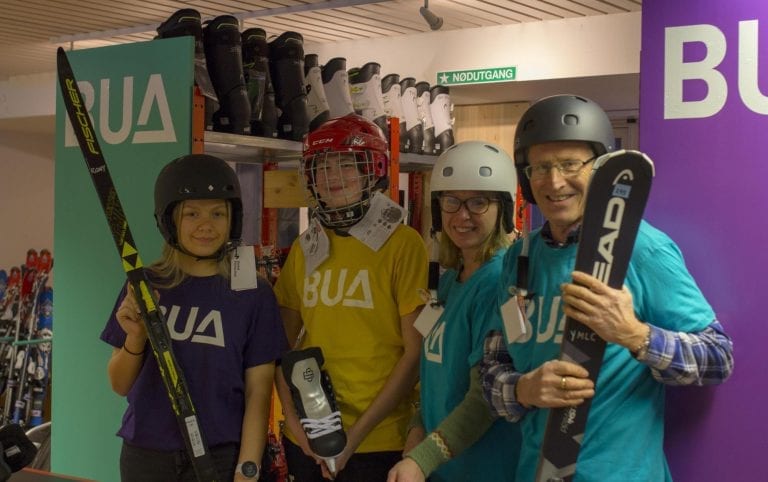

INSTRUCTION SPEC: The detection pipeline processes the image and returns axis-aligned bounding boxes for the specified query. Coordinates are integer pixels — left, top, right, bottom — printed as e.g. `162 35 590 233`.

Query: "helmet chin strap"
172 240 236 262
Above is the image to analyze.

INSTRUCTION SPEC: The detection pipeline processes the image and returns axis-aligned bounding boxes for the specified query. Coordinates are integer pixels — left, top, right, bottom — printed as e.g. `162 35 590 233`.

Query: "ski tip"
594 149 656 177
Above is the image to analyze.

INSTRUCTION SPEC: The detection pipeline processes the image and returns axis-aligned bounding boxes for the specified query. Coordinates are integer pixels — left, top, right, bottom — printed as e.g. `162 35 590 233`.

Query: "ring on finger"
561 376 567 390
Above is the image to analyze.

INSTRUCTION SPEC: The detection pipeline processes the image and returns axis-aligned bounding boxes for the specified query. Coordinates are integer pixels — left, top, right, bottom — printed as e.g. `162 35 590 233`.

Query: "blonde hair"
437 200 511 271
148 244 232 289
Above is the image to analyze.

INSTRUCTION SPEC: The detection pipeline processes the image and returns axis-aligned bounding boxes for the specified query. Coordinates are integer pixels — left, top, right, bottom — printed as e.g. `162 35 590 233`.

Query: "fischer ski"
56 47 218 481
535 150 654 482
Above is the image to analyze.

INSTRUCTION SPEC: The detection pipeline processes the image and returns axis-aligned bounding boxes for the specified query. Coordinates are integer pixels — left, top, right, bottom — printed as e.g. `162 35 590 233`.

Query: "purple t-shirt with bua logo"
100 274 287 451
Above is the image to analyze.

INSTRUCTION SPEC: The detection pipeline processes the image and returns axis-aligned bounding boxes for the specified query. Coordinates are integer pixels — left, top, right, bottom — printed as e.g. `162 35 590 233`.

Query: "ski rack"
0 337 52 346
56 48 219 482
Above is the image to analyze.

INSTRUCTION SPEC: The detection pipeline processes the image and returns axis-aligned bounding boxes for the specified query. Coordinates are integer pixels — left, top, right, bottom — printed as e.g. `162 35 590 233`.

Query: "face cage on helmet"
302 150 378 228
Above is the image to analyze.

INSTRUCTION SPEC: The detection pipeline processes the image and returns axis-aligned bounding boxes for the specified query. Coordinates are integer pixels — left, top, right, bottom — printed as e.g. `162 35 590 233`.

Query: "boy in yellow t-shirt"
274 114 428 482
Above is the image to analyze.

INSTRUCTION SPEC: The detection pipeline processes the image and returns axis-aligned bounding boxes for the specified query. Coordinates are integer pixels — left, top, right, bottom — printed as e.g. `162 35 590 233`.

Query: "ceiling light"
420 0 443 31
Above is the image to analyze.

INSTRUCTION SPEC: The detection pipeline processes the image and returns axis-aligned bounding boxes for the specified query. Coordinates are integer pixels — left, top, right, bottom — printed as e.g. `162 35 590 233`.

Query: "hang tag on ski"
349 192 405 252
413 289 444 336
300 218 330 277
501 289 528 343
231 245 258 291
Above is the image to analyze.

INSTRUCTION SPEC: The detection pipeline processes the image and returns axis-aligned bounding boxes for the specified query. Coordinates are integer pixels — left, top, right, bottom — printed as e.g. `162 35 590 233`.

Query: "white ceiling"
0 0 641 81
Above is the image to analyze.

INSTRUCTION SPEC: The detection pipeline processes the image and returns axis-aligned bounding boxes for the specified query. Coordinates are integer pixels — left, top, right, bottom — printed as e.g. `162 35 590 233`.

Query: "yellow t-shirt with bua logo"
274 223 428 453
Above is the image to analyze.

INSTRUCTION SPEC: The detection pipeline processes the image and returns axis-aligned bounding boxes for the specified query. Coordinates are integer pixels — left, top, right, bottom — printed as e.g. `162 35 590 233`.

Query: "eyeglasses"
438 195 498 214
524 156 596 180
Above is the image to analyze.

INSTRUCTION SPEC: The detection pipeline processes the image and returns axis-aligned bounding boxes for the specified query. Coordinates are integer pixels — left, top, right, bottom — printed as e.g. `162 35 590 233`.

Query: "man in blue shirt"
480 95 734 482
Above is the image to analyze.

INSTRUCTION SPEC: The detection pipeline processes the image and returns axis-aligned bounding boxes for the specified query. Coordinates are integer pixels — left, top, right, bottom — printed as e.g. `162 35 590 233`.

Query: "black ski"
56 47 218 482
535 149 654 482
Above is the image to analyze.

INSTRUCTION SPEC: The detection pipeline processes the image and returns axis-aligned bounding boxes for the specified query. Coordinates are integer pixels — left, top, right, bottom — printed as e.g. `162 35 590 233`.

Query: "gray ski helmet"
514 95 615 204
154 154 243 247
429 141 517 233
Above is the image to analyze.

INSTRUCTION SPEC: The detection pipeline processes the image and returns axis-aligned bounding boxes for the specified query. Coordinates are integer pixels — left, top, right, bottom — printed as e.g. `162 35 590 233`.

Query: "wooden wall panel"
452 102 530 156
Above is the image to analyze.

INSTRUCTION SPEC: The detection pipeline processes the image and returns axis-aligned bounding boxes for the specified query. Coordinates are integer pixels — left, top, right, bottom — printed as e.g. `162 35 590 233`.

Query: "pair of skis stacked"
0 249 53 428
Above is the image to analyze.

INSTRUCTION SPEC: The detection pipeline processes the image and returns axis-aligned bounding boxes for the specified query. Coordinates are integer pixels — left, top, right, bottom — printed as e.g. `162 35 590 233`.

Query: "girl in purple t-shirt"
100 154 287 482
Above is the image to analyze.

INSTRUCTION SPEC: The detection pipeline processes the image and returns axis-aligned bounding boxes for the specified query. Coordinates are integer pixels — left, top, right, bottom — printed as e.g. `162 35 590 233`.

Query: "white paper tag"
348 192 405 252
300 218 330 277
230 245 258 291
413 289 444 336
501 293 528 344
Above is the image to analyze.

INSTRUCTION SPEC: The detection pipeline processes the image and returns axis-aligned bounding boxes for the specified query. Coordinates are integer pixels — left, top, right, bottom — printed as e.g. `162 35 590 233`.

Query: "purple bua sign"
641 1 768 480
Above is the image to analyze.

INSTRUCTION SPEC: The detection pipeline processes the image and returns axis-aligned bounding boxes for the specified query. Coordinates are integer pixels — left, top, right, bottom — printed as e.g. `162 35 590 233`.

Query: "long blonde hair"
148 244 232 289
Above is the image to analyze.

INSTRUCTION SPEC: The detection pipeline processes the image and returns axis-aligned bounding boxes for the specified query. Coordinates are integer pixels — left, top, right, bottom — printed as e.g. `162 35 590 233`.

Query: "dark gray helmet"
514 95 615 204
154 154 242 247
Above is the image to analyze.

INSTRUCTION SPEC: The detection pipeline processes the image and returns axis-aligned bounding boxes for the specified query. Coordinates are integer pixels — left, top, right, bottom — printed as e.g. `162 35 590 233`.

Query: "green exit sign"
436 67 517 86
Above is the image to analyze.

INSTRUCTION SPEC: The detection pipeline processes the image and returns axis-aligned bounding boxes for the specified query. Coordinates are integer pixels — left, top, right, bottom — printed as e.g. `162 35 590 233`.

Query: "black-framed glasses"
524 156 597 180
438 195 498 214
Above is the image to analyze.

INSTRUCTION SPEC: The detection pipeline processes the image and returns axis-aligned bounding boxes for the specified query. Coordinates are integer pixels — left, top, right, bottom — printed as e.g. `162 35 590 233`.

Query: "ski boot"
416 81 436 155
268 31 309 141
399 77 423 154
382 73 408 153
321 57 355 119
430 84 455 155
348 62 388 134
281 347 346 474
0 423 37 472
242 28 277 138
155 8 218 130
203 15 251 135
304 54 331 132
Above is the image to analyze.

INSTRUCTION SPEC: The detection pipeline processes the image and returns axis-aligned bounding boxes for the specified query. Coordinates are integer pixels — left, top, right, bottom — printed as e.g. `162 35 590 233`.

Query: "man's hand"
517 360 595 408
561 271 649 351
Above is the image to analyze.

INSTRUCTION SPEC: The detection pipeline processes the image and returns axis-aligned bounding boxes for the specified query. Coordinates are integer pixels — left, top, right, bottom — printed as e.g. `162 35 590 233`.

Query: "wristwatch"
235 460 260 480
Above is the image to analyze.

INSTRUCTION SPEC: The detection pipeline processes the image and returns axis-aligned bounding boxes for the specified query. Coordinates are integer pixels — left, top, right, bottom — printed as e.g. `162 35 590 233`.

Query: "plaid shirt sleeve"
640 320 734 385
479 330 531 422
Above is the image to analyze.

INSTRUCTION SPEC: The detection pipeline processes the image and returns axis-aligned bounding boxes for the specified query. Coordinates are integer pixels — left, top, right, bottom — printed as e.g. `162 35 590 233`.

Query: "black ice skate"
281 347 346 473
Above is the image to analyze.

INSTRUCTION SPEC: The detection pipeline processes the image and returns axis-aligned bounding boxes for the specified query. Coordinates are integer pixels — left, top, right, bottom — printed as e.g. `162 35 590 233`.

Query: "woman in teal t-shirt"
388 141 521 482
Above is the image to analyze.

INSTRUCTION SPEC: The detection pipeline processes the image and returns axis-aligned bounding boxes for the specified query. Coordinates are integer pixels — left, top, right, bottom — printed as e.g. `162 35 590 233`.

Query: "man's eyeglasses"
524 156 596 180
438 195 498 214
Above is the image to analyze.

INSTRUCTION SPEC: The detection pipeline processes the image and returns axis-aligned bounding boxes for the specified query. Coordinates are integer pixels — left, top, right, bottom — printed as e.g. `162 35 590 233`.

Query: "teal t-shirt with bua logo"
422 250 520 482
499 221 714 482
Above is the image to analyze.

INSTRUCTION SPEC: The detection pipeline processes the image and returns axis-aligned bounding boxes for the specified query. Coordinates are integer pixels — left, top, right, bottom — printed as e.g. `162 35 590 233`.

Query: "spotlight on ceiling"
420 0 443 31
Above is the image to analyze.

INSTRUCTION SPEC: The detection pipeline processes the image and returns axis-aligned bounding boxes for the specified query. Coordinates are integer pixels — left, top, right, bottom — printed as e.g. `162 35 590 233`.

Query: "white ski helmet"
429 140 517 233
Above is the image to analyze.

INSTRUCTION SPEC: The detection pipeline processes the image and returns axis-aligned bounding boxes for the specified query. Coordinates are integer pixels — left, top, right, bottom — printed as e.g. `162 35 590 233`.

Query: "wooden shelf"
400 152 438 172
203 131 302 164
204 130 436 171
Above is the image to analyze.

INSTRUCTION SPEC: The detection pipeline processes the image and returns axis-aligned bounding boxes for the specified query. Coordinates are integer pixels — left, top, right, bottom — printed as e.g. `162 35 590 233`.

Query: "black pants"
120 441 238 482
282 437 401 482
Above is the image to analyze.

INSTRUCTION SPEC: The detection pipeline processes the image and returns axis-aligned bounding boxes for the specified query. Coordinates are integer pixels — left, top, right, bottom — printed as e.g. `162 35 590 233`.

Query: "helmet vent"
563 114 579 126
479 166 492 177
442 166 454 177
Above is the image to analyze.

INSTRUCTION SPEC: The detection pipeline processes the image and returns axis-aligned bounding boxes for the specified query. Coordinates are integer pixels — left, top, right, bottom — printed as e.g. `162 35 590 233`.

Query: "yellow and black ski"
56 47 218 482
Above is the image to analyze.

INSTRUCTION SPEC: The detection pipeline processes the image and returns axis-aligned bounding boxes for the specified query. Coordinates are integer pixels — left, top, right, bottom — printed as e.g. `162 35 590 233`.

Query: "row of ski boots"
155 8 455 153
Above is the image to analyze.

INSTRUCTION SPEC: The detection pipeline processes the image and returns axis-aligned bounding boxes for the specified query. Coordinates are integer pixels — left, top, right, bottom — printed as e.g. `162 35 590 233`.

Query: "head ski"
535 149 654 482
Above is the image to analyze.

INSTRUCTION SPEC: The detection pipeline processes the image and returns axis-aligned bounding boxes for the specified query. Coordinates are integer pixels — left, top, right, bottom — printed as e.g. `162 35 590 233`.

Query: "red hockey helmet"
301 114 389 228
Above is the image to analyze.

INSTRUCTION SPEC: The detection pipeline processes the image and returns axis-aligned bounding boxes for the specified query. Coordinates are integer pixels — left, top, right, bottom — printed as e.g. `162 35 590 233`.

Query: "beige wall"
0 129 55 278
